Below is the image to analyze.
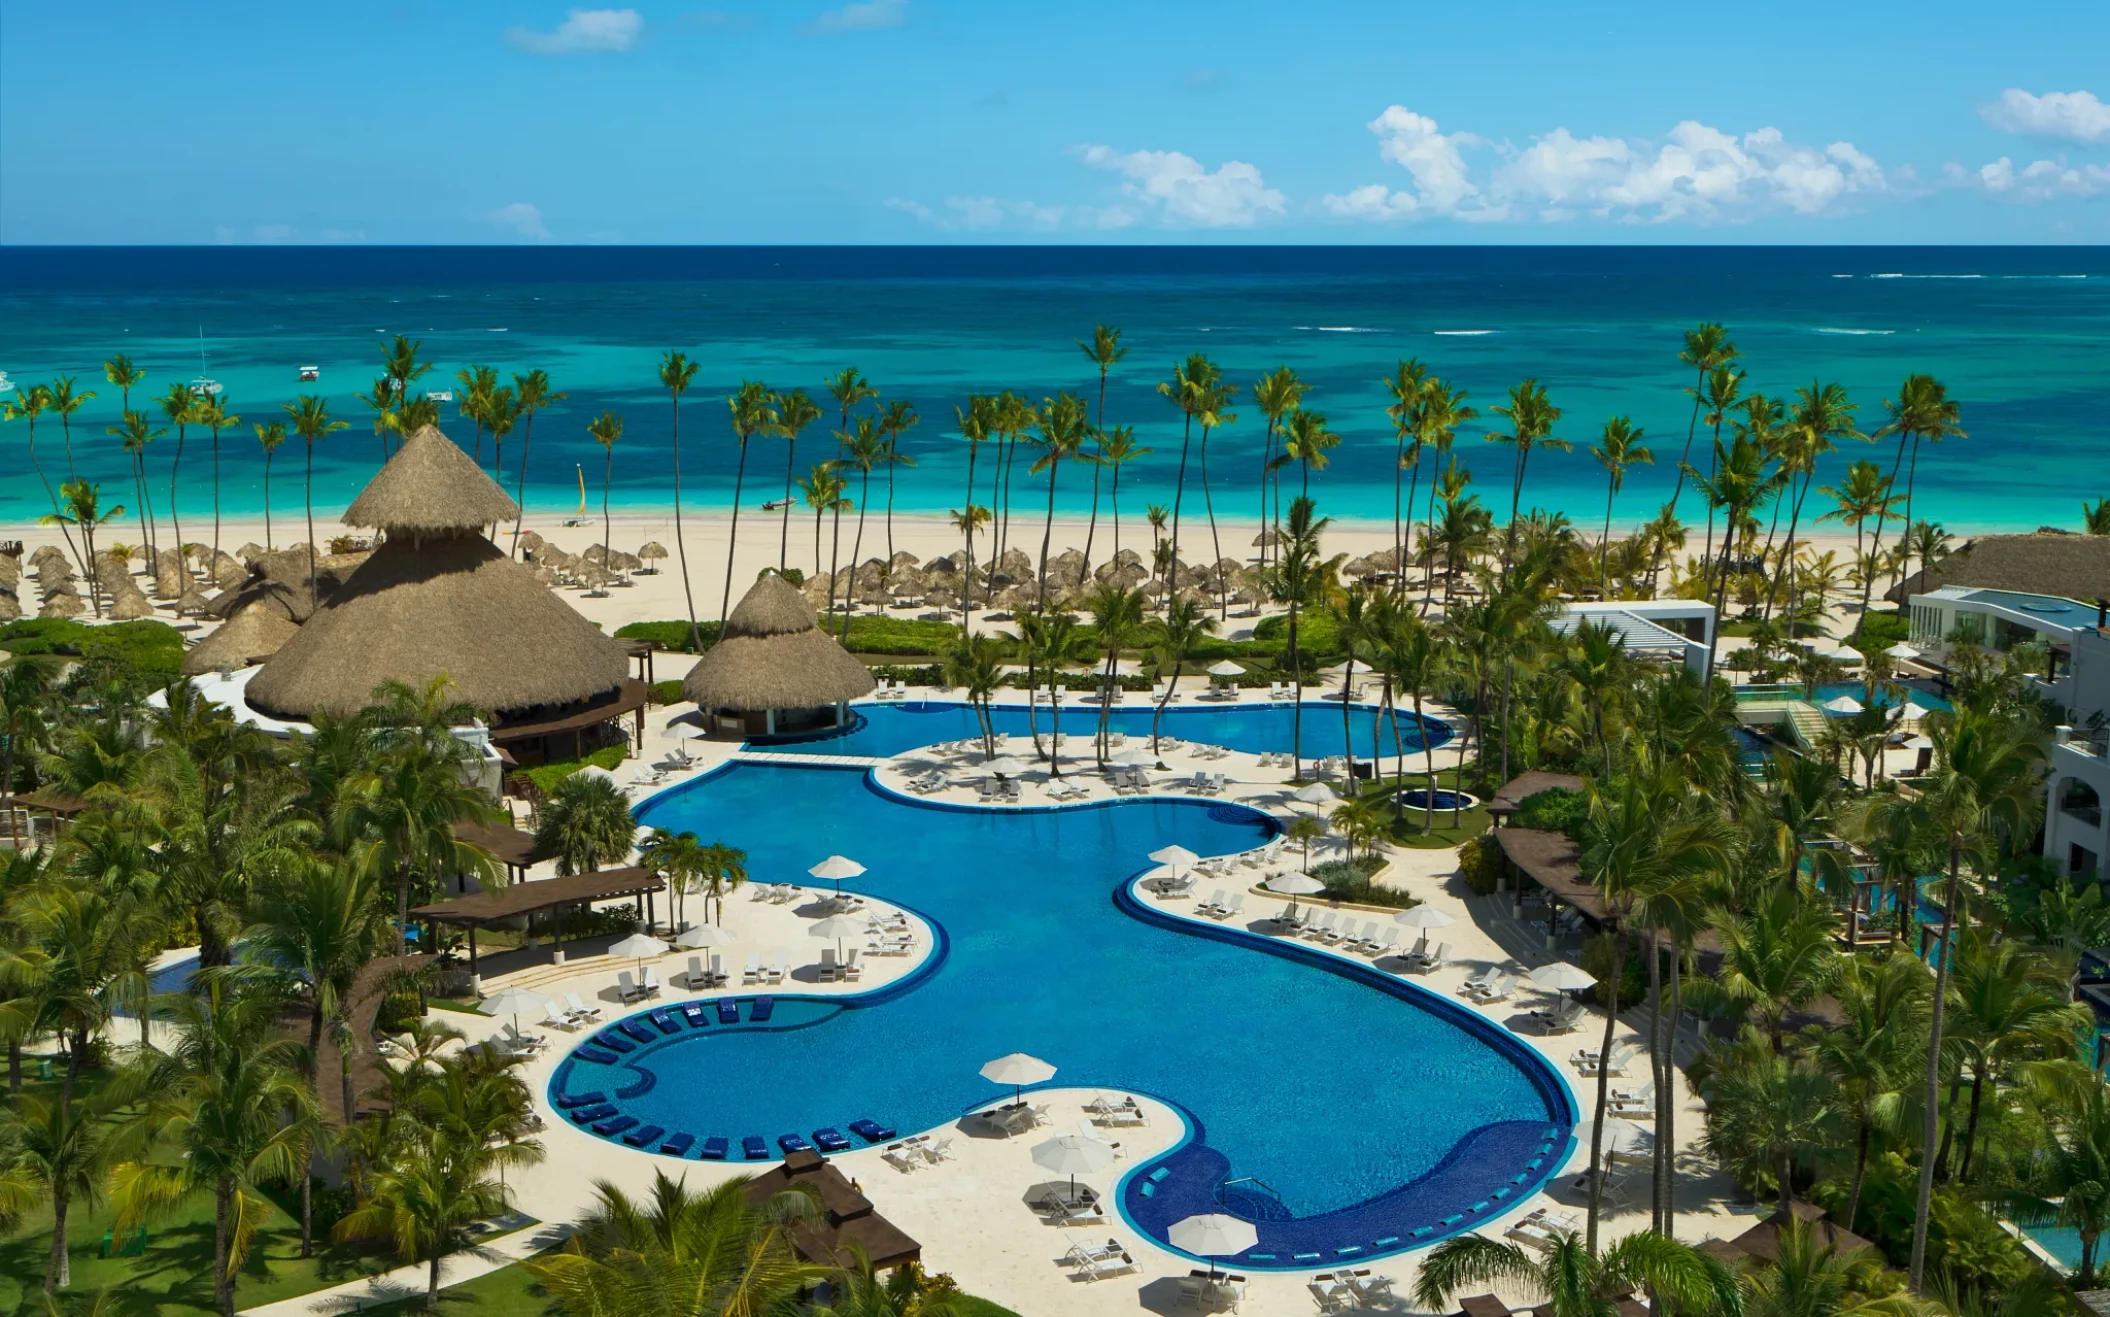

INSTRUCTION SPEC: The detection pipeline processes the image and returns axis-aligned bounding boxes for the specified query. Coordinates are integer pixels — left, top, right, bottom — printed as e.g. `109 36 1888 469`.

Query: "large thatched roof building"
247 425 642 758
682 575 874 739
1889 532 2110 604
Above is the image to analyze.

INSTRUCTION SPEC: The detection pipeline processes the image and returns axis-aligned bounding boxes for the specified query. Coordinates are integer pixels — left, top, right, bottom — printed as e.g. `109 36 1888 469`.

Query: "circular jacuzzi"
1396 787 1481 812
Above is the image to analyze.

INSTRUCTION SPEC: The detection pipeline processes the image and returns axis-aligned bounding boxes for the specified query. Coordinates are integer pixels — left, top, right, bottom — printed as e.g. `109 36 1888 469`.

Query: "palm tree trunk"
601 448 613 587
884 460 898 564
671 396 702 653
962 443 981 626
1039 460 1059 611
826 499 845 639
1958 1064 1988 1183
169 423 187 573
1083 452 1102 576
45 1182 70 1292
1151 665 1179 752
1602 482 1616 593
1908 842 1964 1290
1663 949 1682 1240
428 1254 442 1309
27 421 84 581
1169 415 1193 600
1586 929 1624 1251
1201 429 1226 621
1865 429 1911 628
1897 435 1924 600
214 1178 234 1315
1646 929 1664 1233
1846 1115 1872 1232
263 449 275 552
211 424 222 567
511 411 536 560
1340 654 1355 773
778 438 796 573
1110 465 1123 566
1416 692 1438 837
1289 608 1304 779
848 469 873 641
719 438 750 636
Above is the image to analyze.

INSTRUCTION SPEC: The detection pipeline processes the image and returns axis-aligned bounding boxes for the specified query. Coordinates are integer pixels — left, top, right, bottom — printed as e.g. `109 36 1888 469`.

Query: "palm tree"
839 416 890 637
248 856 383 1254
282 396 349 603
1668 323 1738 526
1739 1213 1915 1317
1694 366 1746 584
991 390 1034 566
6 384 81 574
825 367 878 458
772 388 822 574
1943 932 2086 1183
1490 379 1568 574
191 391 238 567
584 411 623 583
1086 582 1146 763
2086 499 2110 535
694 841 748 924
6 1089 125 1294
2004 1059 2110 1286
1817 461 1897 620
1157 354 1215 593
953 395 995 622
103 356 150 551
797 461 847 584
1378 609 1450 827
941 633 1007 758
1096 426 1149 567
1805 952 1930 1232
359 375 398 464
1589 418 1653 593
455 364 500 464
1692 433 1784 672
878 398 919 563
380 335 431 455
1385 359 1430 590
535 772 636 875
109 410 163 570
157 381 200 575
1252 365 1307 566
1262 497 1332 778
509 369 565 558
245 419 286 551
1031 392 1090 610
1280 407 1340 503
1870 375 1965 601
1414 1227 1743 1317
0 660 50 854
41 480 125 617
45 375 94 484
116 970 314 1316
1076 326 1127 570
719 381 775 628
1415 383 1479 610
644 351 704 650
1150 595 1218 752
529 1171 824 1317
1878 709 2046 1288
639 828 706 928
482 387 519 542
335 1120 513 1310
1702 1031 1843 1223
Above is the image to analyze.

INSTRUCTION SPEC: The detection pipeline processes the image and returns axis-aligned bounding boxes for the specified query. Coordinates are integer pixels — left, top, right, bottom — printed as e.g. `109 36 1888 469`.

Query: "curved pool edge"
1111 874 1579 1269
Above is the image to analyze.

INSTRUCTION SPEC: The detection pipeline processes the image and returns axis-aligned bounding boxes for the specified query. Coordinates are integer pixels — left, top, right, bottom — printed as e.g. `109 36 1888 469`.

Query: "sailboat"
189 327 223 396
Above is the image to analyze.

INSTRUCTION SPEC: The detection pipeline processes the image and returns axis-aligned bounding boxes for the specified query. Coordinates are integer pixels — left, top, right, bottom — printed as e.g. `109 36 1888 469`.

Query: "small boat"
762 497 796 512
189 327 223 396
297 365 320 382
429 389 454 402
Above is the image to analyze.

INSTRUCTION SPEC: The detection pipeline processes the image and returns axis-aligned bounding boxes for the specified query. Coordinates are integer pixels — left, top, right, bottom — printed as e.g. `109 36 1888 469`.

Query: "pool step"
732 750 888 768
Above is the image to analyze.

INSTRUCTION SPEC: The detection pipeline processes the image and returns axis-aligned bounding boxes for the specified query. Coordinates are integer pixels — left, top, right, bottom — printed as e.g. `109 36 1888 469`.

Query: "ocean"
2 245 2106 537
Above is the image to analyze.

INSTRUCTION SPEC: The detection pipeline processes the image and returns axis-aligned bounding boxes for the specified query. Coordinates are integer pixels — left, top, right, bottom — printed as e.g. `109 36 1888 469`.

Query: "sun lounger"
819 946 839 980
1504 1207 1580 1250
501 1022 548 1053
812 1127 852 1152
569 1103 617 1123
777 1133 813 1154
1367 927 1398 958
680 1002 707 1027
618 1018 657 1044
1471 973 1516 1003
1460 966 1500 995
594 1030 635 1052
563 991 603 1022
660 1132 695 1156
1077 1249 1139 1281
617 970 646 1002
1410 942 1449 973
750 995 775 1022
841 947 862 981
764 953 787 985
555 1090 608 1109
595 1115 639 1137
541 1002 580 1031
648 1008 679 1034
883 1143 920 1172
684 955 709 988
1216 894 1245 922
699 1136 728 1160
622 1123 665 1147
849 1118 898 1142
1533 998 1585 1034
714 997 738 1024
741 1136 768 1160
572 1046 619 1065
642 967 661 997
1576 1041 1640 1077
919 1136 954 1163
741 954 761 985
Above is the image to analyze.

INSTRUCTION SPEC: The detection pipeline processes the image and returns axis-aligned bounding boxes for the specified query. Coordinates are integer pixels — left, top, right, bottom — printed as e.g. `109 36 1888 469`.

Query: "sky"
2 0 2106 245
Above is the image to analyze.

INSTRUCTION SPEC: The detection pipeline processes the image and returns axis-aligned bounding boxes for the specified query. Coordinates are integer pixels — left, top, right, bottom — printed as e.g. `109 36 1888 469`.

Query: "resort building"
1553 599 1716 676
682 574 876 739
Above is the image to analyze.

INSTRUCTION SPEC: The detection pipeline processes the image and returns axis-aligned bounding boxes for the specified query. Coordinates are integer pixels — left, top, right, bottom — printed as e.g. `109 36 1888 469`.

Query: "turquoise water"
766 698 1450 761
564 760 1567 1251
3 246 2107 536
1811 681 1952 713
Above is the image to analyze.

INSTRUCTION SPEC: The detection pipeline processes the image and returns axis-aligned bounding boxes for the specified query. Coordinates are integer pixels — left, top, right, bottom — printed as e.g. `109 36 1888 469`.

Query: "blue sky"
2 0 2105 244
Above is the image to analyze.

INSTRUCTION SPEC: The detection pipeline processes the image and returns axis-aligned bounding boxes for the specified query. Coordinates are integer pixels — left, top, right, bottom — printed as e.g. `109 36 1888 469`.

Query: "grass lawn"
1357 767 1492 850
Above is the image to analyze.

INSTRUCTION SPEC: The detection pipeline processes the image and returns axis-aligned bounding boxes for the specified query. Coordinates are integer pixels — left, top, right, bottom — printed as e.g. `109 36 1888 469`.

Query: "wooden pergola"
411 867 665 972
451 819 547 889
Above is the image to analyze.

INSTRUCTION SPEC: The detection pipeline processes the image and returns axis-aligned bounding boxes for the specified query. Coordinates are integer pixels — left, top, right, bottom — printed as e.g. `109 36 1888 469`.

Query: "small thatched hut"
182 605 300 675
247 426 639 759
681 575 874 739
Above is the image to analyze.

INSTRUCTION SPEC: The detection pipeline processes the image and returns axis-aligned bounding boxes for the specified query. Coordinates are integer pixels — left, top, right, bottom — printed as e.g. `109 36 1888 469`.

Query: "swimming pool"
1809 682 1951 714
550 759 1572 1268
755 698 1452 762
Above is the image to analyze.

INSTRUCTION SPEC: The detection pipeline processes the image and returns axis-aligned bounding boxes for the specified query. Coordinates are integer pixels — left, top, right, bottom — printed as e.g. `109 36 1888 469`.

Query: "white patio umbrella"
675 923 736 949
1113 751 1156 768
1168 1212 1258 1278
1292 782 1335 816
979 1051 1056 1105
809 912 867 961
1149 844 1201 874
478 987 548 1032
1585 1115 1652 1165
1886 642 1920 660
1903 733 1935 751
1823 694 1864 715
1266 871 1325 919
987 756 1028 777
809 853 866 899
1395 905 1455 929
1206 660 1245 677
1032 1131 1117 1198
608 931 668 982
1529 961 1597 1003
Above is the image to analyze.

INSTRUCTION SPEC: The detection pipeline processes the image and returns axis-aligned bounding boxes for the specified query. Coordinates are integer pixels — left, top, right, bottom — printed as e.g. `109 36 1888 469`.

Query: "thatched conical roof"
681 576 875 712
183 605 299 674
248 426 626 720
343 424 518 533
108 589 156 621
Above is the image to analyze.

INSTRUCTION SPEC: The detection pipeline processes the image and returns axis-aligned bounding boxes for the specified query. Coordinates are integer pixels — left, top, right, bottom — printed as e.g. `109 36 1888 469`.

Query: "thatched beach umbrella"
680 575 875 713
30 544 66 571
0 553 18 590
636 542 667 574
247 424 629 721
183 605 299 674
0 588 19 622
40 589 83 619
108 589 155 621
176 583 212 616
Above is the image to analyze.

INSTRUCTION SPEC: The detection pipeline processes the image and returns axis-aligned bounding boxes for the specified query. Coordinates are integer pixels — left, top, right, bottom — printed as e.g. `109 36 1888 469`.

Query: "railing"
2064 730 2110 759
2064 803 2105 829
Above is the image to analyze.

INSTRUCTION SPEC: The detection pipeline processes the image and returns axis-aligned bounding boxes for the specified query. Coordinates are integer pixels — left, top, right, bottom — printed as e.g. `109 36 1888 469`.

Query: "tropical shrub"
1456 832 1503 895
646 679 684 705
0 618 184 683
522 744 628 795
1311 856 1416 909
1512 787 1590 838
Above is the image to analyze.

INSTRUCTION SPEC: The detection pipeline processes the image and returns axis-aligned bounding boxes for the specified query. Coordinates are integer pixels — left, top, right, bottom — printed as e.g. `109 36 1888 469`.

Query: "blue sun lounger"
680 1003 708 1027
742 1136 769 1160
749 996 775 1023
573 1047 620 1065
593 1032 635 1053
812 1128 852 1153
595 1115 639 1137
569 1104 617 1123
555 1090 608 1108
699 1136 729 1160
660 1132 695 1156
777 1133 813 1154
622 1124 665 1147
718 998 741 1024
619 1019 658 1044
848 1119 896 1143
648 1009 679 1034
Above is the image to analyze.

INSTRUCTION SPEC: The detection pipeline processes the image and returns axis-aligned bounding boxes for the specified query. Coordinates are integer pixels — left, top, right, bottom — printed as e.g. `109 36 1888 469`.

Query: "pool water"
757 698 1450 762
1810 682 1951 714
555 759 1570 1265
1397 788 1479 811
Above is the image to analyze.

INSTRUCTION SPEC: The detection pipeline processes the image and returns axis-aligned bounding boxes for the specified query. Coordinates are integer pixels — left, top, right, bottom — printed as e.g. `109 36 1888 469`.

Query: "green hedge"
647 679 684 705
617 616 964 658
521 744 628 795
0 618 185 681
1311 856 1416 908
1512 787 1589 838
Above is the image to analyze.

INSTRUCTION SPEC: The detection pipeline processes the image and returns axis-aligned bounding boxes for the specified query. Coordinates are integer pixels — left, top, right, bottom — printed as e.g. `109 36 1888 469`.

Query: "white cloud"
1976 155 2110 200
887 195 1073 231
1980 89 2110 144
1070 145 1285 227
484 202 552 240
808 0 904 34
505 8 641 54
252 224 297 243
1328 106 1888 225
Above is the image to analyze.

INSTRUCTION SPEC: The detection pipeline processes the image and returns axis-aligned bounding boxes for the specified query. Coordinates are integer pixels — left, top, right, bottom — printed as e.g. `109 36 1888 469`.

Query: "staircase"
1784 702 1828 750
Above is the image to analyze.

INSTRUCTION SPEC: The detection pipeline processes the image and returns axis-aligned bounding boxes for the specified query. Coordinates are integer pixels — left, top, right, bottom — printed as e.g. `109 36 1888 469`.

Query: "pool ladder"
1217 1176 1290 1221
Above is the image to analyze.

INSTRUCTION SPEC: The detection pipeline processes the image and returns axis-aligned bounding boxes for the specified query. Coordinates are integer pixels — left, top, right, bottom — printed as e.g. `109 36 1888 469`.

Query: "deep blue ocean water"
3 245 2105 535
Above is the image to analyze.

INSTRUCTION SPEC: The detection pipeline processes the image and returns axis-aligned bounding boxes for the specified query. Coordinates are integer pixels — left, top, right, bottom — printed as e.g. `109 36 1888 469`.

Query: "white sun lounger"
541 1001 579 1031
742 953 762 985
564 991 602 1022
1215 893 1245 923
882 1143 920 1173
764 952 787 984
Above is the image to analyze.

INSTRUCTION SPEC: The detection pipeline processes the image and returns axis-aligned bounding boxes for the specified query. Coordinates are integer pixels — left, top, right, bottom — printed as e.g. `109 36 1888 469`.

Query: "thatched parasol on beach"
108 589 155 621
636 542 667 573
247 424 629 721
0 587 19 623
30 544 66 571
40 589 83 619
183 605 300 674
680 575 875 712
